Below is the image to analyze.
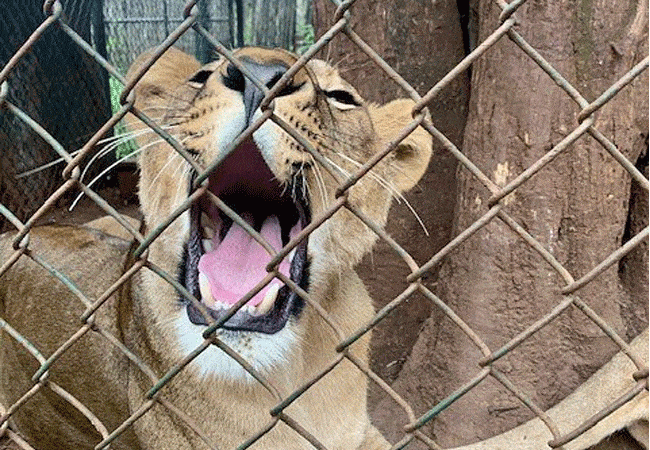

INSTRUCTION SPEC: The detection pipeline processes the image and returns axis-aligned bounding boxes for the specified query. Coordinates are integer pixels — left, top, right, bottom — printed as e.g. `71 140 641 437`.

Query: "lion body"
0 226 138 448
0 225 385 449
0 47 432 449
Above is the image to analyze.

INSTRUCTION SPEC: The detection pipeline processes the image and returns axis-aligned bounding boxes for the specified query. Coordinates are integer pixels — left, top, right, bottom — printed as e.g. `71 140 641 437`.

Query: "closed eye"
188 69 213 89
324 89 361 110
325 90 360 106
268 73 304 97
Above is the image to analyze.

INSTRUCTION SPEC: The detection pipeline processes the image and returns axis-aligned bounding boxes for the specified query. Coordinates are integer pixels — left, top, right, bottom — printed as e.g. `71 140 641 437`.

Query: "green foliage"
109 75 138 160
296 23 315 55
105 33 138 160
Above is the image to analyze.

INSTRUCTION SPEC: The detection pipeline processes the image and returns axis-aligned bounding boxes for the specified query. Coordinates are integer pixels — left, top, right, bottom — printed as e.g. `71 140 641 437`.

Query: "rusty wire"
0 0 647 448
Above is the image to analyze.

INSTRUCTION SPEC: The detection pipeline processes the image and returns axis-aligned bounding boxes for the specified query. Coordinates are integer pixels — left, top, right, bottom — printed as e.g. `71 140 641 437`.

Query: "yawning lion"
0 47 432 449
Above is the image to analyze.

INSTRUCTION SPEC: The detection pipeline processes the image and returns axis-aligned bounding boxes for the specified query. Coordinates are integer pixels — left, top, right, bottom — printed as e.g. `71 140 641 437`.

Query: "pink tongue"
198 216 291 307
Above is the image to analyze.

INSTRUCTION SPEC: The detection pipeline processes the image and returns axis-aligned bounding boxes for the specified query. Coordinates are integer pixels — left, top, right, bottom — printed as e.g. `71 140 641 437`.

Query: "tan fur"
0 47 432 449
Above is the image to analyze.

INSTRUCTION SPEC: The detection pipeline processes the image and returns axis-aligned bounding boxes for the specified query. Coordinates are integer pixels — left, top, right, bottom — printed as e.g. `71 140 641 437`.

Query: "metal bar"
404 368 490 432
94 399 157 449
562 227 649 295
103 17 228 25
490 368 561 440
578 56 649 123
418 285 492 356
0 0 646 447
487 118 595 207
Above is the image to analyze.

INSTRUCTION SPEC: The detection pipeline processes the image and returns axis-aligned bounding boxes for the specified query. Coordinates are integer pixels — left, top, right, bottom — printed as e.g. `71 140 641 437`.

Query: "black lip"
179 160 311 334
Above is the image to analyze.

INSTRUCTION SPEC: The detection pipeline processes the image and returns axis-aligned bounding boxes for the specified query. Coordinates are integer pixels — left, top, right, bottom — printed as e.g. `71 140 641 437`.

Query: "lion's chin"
175 310 298 381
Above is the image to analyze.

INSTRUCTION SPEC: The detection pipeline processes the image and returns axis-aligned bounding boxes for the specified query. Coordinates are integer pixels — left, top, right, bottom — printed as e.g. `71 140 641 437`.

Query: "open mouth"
180 138 310 334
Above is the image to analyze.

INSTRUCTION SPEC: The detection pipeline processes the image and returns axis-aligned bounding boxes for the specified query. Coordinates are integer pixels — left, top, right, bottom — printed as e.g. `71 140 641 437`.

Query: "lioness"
0 47 431 449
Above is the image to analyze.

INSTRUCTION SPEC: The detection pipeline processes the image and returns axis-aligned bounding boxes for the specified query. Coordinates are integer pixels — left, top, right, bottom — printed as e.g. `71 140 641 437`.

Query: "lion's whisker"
15 120 171 179
145 137 192 191
69 146 145 211
309 156 329 213
79 122 176 184
307 155 345 278
69 134 183 211
327 152 429 237
15 149 82 179
329 152 398 198
171 151 194 203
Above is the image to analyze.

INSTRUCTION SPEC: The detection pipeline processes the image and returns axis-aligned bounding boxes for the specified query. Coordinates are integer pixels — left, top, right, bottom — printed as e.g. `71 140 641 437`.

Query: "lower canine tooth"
256 283 280 315
198 272 214 305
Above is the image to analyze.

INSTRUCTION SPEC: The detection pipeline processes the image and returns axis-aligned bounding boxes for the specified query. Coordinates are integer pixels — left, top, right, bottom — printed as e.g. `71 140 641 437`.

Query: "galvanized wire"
0 0 647 448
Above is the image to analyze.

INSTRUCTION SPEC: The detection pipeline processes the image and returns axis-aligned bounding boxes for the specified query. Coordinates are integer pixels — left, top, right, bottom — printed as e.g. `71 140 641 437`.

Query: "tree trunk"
312 0 470 432
250 0 296 49
388 0 648 446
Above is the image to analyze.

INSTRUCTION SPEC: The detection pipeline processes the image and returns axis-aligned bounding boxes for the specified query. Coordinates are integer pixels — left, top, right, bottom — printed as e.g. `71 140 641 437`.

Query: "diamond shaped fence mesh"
0 0 647 449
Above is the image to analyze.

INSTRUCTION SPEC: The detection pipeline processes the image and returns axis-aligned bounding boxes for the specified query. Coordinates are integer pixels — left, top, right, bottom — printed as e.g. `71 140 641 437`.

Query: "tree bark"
312 0 470 423
250 0 296 49
388 0 648 446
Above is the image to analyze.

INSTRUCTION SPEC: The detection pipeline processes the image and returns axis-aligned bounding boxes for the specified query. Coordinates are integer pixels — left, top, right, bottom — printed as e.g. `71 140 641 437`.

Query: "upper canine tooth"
201 213 216 238
202 238 214 252
203 226 215 240
256 282 280 315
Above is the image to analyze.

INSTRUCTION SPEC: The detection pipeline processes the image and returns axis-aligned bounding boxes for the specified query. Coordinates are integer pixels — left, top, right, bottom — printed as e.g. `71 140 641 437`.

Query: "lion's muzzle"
182 137 310 334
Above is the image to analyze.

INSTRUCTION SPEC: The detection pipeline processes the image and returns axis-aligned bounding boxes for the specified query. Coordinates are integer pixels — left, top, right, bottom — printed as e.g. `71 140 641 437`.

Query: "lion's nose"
225 61 288 125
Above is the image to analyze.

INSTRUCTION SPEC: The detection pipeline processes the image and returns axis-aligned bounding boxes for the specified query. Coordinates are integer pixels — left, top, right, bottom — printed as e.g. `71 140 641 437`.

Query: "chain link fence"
103 0 231 72
0 0 647 449
0 0 113 232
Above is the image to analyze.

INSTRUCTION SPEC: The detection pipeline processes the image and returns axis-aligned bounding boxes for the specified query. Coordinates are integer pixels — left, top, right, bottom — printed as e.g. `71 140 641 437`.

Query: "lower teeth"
198 272 214 306
255 282 280 315
198 270 280 316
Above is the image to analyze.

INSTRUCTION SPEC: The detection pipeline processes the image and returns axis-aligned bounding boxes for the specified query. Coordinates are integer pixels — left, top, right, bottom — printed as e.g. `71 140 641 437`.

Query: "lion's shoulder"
0 224 130 300
1 223 131 255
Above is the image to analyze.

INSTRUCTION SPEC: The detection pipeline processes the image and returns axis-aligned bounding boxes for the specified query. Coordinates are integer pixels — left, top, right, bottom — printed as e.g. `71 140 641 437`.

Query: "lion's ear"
125 47 201 105
123 48 201 145
370 99 433 192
